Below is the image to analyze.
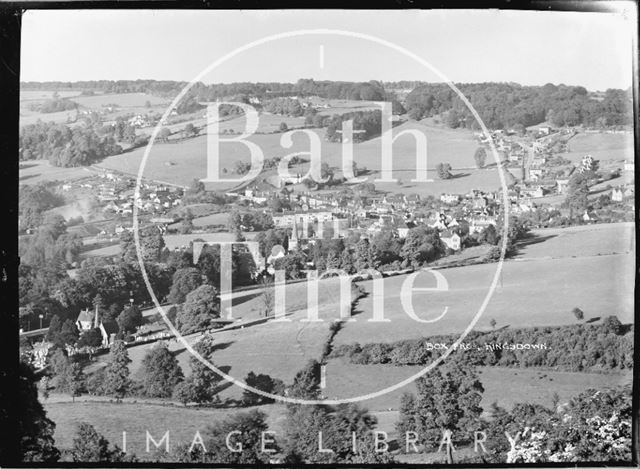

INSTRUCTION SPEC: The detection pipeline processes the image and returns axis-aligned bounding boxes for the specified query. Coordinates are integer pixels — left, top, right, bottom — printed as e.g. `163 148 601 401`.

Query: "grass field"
71 92 169 109
334 223 634 346
96 121 490 195
562 132 634 164
162 231 257 250
515 222 634 259
44 363 631 455
44 400 288 455
322 359 633 412
89 277 352 399
20 90 84 101
19 160 94 185
168 212 229 230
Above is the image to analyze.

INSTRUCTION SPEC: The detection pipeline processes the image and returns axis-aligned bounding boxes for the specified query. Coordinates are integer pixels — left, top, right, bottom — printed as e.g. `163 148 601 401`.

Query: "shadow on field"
231 292 261 307
585 317 601 324
171 340 235 357
20 173 39 181
517 233 558 247
450 172 470 179
350 291 370 318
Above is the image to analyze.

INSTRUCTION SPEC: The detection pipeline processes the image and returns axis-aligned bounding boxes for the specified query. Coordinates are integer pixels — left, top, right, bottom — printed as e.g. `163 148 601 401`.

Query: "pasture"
43 363 632 455
515 222 634 260
322 359 633 413
562 131 634 164
96 120 487 196
44 399 288 455
20 89 83 101
19 160 94 185
168 211 229 230
89 277 352 401
162 231 257 250
334 223 635 346
71 92 169 109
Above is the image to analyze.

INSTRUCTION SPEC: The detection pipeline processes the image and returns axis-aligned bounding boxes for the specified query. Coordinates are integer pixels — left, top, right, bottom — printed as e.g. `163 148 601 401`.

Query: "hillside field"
563 131 634 164
19 160 94 185
44 364 631 455
333 223 634 346
96 121 491 196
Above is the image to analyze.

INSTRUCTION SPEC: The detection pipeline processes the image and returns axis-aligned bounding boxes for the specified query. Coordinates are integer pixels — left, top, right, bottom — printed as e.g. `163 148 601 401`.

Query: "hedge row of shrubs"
330 318 633 372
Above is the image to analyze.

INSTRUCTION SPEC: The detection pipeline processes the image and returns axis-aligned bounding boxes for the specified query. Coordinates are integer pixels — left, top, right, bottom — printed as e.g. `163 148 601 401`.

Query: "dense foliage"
331 320 633 372
404 83 632 129
20 121 122 166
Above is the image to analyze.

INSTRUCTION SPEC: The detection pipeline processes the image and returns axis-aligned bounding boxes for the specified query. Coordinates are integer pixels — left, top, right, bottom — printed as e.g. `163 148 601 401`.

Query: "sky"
21 7 636 91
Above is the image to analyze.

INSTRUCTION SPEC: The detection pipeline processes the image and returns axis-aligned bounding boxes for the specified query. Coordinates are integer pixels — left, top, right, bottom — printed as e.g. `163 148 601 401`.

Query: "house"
529 168 543 181
582 210 599 223
624 160 634 172
440 193 460 204
440 230 461 251
98 320 119 348
611 188 624 202
556 179 570 194
76 307 99 332
521 186 545 198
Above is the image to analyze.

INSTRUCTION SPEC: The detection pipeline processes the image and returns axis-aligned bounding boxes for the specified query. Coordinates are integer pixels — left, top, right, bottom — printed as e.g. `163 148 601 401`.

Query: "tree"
320 162 334 182
175 284 220 334
398 362 484 461
602 315 623 335
78 328 103 348
70 423 125 462
139 342 184 398
565 172 590 216
288 359 321 399
45 315 62 343
242 372 276 406
15 362 60 462
479 224 499 245
102 340 131 401
474 147 487 169
168 267 203 304
182 410 272 464
66 362 86 402
59 319 79 346
572 307 584 321
172 334 221 405
184 123 199 137
436 162 453 179
279 122 288 132
116 304 143 335
158 127 171 142
490 318 497 329
400 226 444 267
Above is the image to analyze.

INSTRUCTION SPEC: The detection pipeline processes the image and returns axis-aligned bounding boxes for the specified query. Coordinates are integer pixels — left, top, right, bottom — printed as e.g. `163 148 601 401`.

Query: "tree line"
330 317 633 372
404 82 632 129
19 121 122 167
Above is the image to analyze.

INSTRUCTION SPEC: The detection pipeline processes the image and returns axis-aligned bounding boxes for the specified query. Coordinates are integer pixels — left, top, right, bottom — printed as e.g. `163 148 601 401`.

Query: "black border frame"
1 2 638 468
